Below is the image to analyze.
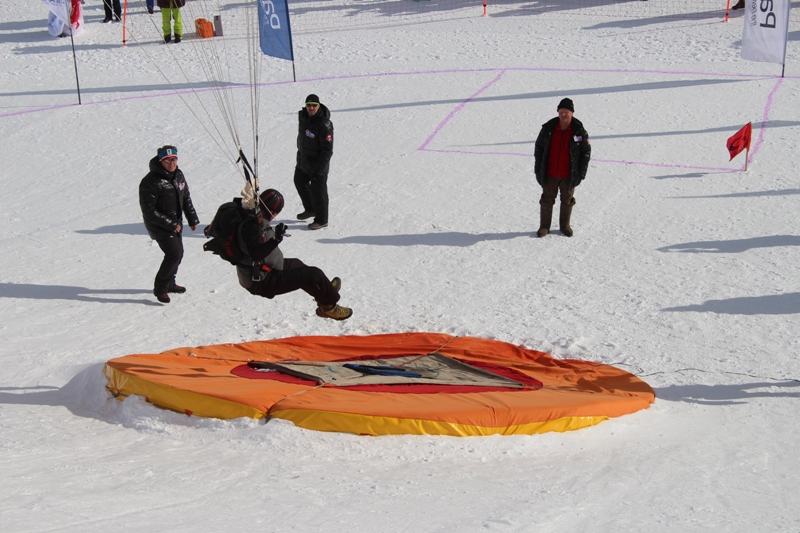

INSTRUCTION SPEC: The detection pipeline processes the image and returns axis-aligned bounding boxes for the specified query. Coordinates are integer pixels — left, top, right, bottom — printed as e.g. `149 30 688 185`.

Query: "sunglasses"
162 157 178 163
306 103 319 108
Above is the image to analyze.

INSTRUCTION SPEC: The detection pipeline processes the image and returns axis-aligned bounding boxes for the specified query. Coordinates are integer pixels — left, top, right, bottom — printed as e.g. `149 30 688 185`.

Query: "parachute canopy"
104 333 655 436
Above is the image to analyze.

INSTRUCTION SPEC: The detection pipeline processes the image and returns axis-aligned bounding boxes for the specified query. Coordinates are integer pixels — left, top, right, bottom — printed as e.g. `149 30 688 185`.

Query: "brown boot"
732 0 744 9
316 304 353 321
537 202 553 237
559 202 573 237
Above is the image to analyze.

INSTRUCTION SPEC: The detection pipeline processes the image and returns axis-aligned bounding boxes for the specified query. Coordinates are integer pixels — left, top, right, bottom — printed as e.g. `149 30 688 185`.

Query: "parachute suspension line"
182 0 246 172
125 0 272 183
126 0 270 188
244 0 262 185
122 21 243 177
187 32 240 152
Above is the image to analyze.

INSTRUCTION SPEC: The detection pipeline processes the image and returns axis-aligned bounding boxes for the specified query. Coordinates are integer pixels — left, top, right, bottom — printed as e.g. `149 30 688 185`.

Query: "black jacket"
139 156 199 239
296 104 334 176
235 204 286 293
156 0 185 8
534 117 591 189
238 206 284 271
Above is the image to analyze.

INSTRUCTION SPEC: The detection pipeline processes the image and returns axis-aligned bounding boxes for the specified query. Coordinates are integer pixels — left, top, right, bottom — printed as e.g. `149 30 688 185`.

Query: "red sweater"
546 124 572 179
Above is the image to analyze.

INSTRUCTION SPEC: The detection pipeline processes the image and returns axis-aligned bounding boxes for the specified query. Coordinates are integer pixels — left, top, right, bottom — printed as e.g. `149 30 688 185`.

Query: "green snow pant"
161 7 182 37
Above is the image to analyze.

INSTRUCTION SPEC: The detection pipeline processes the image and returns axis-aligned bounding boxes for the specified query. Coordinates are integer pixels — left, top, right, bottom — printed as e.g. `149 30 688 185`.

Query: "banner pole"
67 1 81 104
725 0 730 22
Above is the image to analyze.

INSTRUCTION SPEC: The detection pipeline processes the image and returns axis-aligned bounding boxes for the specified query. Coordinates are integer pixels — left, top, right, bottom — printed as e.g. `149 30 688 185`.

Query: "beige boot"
537 202 553 237
559 202 574 237
316 304 353 320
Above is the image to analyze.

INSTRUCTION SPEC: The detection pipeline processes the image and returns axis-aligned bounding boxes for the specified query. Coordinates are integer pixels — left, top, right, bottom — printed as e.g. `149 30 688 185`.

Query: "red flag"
727 122 752 161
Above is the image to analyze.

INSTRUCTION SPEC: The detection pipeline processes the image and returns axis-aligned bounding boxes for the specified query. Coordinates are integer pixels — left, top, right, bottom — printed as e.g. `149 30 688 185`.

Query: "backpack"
202 200 254 265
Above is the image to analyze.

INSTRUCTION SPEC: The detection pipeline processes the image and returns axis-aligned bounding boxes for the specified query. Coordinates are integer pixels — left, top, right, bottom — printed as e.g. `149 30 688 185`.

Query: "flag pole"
286 3 296 82
67 0 81 105
744 121 751 171
122 0 128 47
68 32 81 105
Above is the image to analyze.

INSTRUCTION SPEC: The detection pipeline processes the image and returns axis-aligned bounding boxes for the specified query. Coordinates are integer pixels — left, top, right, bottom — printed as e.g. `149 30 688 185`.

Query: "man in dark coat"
139 145 199 303
533 98 591 237
293 94 334 230
227 189 352 320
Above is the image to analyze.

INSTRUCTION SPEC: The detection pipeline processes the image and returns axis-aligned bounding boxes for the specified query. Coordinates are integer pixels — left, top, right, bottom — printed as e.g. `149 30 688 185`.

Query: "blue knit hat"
157 146 178 161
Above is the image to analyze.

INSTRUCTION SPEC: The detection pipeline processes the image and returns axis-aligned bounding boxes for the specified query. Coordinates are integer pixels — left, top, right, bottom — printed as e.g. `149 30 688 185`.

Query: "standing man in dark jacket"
534 98 591 237
294 94 334 230
139 145 200 303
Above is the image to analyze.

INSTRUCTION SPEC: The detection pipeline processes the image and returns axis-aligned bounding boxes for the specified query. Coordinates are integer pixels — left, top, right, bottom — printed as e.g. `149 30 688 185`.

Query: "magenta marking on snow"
0 70 507 119
418 69 507 151
1 103 80 117
747 77 782 166
593 158 738 172
0 83 259 118
423 147 738 172
417 68 791 172
503 65 793 80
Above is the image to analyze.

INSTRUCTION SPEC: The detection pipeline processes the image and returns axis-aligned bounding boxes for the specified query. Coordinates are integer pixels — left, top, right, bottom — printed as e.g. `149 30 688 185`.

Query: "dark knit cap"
305 94 320 105
557 98 574 112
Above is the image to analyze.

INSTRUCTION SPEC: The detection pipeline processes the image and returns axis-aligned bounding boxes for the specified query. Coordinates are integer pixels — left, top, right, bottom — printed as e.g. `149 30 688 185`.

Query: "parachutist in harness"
203 189 352 320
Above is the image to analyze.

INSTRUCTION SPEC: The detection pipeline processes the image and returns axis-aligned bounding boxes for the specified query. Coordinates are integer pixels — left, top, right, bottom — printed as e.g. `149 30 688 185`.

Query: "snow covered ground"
2 1 799 531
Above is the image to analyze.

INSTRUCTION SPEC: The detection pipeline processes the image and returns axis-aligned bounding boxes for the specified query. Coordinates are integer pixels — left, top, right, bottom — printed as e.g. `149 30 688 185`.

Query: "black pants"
252 258 339 306
153 233 184 293
293 167 329 225
103 0 122 19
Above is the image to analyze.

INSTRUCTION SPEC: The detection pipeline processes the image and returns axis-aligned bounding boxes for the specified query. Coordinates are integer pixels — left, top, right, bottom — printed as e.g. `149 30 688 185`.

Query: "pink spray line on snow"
417 67 789 173
1 66 789 173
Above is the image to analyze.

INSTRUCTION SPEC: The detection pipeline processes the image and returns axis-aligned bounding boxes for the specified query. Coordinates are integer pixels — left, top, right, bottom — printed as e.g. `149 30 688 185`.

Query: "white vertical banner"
741 0 791 64
42 0 69 37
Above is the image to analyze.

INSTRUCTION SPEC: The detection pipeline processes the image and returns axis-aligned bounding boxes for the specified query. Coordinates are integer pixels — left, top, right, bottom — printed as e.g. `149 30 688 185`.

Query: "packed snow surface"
1 1 799 531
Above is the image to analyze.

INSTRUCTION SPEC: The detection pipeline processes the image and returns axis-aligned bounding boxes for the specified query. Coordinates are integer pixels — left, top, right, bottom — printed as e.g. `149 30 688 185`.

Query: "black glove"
274 223 288 242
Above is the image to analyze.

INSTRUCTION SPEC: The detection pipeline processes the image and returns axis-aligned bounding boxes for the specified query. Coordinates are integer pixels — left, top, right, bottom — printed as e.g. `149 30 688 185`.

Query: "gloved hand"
275 223 288 242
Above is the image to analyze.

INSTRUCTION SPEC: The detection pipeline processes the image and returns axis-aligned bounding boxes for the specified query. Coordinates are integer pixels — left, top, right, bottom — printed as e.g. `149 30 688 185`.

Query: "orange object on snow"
195 18 214 39
104 333 655 436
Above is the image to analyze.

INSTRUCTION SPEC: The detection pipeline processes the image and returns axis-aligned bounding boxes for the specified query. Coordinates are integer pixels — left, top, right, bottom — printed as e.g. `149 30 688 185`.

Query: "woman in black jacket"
139 145 199 303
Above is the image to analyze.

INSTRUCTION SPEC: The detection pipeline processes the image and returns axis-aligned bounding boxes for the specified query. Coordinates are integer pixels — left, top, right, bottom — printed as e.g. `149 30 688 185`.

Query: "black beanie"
305 94 320 105
557 98 574 112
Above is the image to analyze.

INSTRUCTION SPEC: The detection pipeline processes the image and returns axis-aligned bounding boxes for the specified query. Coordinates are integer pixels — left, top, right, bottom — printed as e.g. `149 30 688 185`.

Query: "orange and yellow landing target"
104 333 655 436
